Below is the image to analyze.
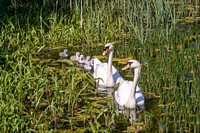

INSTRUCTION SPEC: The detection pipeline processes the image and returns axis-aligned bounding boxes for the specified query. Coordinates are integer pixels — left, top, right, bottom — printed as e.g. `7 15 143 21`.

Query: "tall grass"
120 25 200 132
0 0 199 132
1 0 199 45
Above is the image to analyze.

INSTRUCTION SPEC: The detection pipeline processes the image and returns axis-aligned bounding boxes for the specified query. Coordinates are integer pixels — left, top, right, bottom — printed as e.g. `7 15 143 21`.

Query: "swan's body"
75 54 85 67
93 43 123 87
93 63 122 86
59 49 68 57
92 58 102 71
115 81 144 107
84 65 93 71
78 54 85 64
84 56 92 65
115 60 145 121
83 56 94 71
70 52 80 61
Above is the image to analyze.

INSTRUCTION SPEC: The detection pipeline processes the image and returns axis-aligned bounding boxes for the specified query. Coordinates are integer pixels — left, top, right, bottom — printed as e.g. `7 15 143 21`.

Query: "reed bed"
0 45 104 132
0 0 200 132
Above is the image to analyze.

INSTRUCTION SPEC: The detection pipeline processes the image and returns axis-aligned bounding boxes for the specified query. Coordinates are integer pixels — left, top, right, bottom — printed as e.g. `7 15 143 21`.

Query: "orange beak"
102 48 108 56
122 64 130 71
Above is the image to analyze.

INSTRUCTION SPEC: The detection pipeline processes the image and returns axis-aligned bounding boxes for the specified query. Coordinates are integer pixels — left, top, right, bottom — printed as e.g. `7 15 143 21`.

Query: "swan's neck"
130 68 140 97
125 67 140 109
76 54 79 60
106 50 114 87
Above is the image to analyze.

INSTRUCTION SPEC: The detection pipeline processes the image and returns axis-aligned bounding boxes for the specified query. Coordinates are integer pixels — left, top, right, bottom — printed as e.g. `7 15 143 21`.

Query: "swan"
84 56 92 65
93 43 123 87
78 54 85 64
70 52 80 61
83 56 94 71
92 58 102 71
74 54 85 68
59 49 68 57
115 60 145 121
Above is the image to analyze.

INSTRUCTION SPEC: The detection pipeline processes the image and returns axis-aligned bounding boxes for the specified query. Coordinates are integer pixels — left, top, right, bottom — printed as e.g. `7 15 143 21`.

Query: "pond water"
33 48 166 132
31 21 200 132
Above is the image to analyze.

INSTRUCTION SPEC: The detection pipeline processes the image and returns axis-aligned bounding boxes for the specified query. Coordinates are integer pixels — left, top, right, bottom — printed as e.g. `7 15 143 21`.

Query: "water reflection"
33 47 159 132
96 84 144 128
96 86 115 97
72 55 146 127
115 103 136 123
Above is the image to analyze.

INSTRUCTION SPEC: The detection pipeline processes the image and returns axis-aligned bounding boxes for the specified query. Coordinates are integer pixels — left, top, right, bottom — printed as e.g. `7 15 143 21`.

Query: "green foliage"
0 44 96 131
0 0 199 132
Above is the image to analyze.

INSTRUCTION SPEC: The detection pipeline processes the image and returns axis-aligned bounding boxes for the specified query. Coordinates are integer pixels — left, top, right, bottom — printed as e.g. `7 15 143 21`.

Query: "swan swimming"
78 54 85 64
93 43 123 87
115 60 145 121
83 56 94 71
59 49 68 57
84 56 92 65
70 52 80 61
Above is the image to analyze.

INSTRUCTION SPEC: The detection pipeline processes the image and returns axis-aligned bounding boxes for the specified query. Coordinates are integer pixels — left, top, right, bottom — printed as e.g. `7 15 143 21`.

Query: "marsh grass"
0 43 98 132
123 26 200 132
0 0 200 132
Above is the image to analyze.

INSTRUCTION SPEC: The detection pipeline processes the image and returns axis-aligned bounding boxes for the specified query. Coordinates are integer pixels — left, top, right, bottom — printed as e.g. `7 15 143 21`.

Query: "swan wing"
115 81 145 107
93 63 107 85
115 80 132 106
135 85 145 106
92 58 102 73
93 58 102 68
111 65 123 84
93 61 123 86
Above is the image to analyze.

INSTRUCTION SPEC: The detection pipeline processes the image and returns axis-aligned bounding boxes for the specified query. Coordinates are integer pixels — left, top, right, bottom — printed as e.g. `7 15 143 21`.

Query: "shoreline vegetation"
0 0 199 132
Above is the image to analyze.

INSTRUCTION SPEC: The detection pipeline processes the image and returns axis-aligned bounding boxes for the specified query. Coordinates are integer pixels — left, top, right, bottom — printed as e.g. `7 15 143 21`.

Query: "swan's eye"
103 46 109 51
126 61 133 66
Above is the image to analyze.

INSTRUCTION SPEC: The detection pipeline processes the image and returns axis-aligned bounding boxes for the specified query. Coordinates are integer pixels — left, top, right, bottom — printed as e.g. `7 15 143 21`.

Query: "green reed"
1 0 200 132
114 21 199 130
4 0 199 46
0 32 96 132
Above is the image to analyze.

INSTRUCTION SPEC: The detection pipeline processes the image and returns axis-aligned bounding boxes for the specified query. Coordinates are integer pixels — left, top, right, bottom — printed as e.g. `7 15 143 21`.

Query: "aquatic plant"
0 0 199 132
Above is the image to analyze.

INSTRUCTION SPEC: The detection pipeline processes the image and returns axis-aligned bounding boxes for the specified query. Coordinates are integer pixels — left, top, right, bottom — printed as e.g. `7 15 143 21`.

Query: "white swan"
92 58 102 71
115 60 145 121
93 43 123 87
70 52 80 61
59 49 68 57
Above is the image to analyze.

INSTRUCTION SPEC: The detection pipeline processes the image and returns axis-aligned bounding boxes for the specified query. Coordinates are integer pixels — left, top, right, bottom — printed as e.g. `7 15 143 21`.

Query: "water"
33 47 163 132
31 22 200 132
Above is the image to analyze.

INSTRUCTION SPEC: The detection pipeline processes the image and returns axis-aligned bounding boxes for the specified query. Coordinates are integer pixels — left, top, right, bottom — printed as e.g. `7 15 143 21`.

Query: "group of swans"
59 49 94 71
93 43 145 121
59 43 145 122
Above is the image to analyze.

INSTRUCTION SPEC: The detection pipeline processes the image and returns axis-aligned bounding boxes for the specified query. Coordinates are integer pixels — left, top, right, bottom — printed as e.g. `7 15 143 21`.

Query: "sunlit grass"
0 0 200 132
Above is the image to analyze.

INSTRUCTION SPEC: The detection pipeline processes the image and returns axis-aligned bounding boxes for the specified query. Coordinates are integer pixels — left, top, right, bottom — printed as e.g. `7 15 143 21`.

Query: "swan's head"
122 60 141 71
79 54 85 61
102 43 114 56
76 52 80 57
86 56 91 61
64 49 68 53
